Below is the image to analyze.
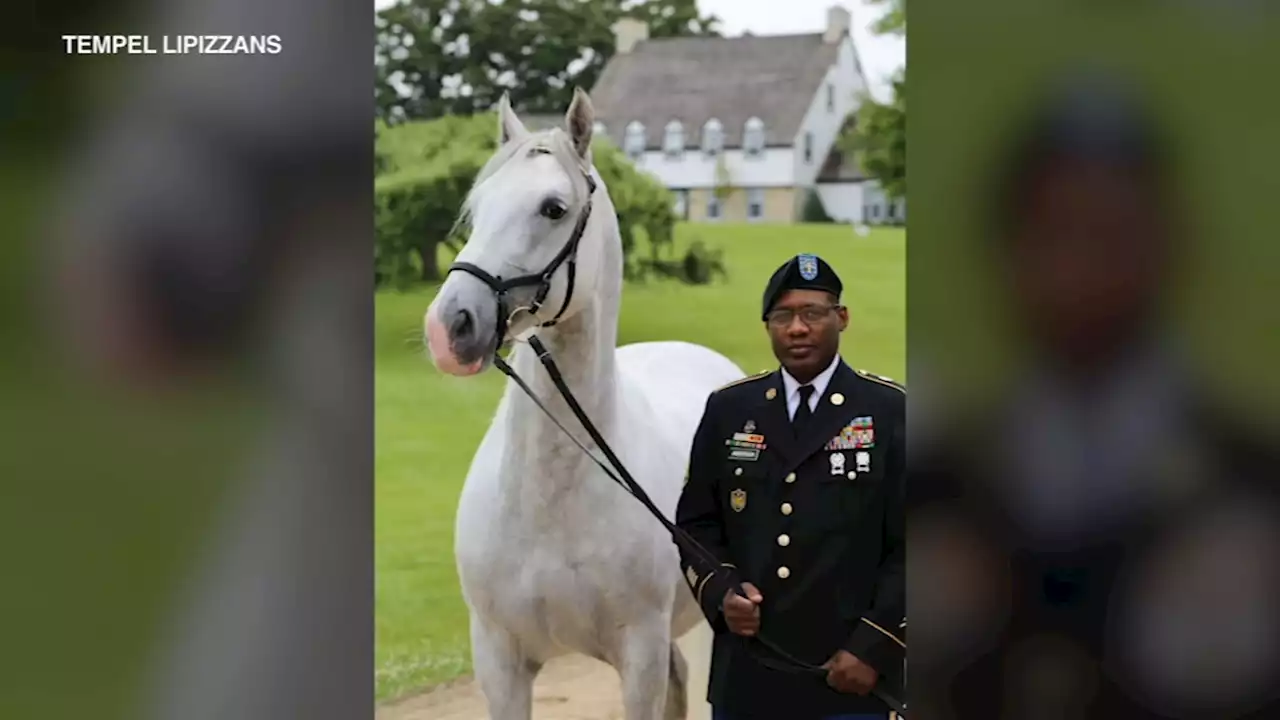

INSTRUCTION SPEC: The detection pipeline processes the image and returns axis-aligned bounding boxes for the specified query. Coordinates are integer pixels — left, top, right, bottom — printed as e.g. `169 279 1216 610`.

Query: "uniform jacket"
910 392 1280 720
675 358 905 719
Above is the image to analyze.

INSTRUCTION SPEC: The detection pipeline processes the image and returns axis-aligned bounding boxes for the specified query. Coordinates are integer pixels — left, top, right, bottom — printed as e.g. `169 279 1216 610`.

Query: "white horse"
424 88 745 720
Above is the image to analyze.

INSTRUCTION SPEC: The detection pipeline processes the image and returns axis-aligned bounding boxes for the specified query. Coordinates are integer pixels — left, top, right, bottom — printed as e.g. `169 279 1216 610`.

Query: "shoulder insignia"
713 370 771 393
855 368 905 393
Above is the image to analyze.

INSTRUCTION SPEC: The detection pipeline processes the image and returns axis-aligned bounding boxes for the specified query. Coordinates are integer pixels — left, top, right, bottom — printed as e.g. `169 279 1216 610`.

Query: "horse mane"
450 128 593 241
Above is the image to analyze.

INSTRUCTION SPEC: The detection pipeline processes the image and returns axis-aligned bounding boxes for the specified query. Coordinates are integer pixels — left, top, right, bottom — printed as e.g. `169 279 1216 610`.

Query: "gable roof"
589 32 842 151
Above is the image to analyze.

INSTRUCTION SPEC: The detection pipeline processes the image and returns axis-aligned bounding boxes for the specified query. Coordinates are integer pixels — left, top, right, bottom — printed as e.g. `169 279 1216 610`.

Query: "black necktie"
793 384 814 436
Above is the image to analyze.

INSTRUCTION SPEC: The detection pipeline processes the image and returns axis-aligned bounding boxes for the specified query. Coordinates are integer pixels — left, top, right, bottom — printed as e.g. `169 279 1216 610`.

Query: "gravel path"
377 625 714 720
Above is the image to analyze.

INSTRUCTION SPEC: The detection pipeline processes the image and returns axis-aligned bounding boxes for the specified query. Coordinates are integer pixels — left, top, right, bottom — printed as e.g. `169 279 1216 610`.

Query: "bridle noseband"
447 168 598 349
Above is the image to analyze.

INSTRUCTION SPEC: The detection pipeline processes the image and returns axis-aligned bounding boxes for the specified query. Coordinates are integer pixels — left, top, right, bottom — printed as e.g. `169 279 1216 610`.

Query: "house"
586 5 899 224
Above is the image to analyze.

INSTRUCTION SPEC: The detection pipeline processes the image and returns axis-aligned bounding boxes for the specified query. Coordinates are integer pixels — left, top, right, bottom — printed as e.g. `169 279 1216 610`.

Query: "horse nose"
450 307 475 343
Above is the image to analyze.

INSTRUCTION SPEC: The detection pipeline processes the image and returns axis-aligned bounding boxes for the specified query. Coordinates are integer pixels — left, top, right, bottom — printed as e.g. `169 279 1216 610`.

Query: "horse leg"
665 641 689 720
618 619 673 720
470 615 539 720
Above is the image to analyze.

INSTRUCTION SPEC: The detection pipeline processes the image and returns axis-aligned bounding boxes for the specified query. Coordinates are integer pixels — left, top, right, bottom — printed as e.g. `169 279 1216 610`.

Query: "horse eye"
540 199 568 220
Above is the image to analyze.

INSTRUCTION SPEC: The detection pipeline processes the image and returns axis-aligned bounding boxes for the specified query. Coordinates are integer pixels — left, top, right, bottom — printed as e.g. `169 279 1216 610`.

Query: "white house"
587 5 900 224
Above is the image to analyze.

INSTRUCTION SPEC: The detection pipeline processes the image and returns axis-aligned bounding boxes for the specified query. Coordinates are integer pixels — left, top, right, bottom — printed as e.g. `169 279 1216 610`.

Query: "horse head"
425 88 607 376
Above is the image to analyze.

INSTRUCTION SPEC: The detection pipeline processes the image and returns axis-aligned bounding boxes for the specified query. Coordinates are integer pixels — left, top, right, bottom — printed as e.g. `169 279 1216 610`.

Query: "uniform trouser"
711 711 888 720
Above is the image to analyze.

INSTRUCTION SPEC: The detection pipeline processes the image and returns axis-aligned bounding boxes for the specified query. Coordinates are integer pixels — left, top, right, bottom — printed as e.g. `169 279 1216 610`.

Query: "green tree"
712 154 734 201
375 112 720 286
375 0 721 123
838 0 905 200
870 0 905 36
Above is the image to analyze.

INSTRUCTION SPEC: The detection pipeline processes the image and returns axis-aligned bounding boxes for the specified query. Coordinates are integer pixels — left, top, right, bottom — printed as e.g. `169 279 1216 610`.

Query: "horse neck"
501 226 623 502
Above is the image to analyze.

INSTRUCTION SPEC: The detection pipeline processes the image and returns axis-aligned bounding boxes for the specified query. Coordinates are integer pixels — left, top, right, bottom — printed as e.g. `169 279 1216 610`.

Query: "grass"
375 222 905 703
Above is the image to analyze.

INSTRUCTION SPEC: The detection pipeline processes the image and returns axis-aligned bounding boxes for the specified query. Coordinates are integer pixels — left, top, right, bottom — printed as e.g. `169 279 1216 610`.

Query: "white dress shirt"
780 354 842 421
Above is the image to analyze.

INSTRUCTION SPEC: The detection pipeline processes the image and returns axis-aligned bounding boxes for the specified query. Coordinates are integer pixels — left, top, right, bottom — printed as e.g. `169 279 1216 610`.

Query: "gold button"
785 472 796 483
777 534 790 547
734 467 743 476
777 566 791 579
781 502 793 515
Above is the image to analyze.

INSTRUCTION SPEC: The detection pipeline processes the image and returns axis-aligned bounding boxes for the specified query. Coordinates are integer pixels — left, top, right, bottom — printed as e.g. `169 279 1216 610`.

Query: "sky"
373 0 905 102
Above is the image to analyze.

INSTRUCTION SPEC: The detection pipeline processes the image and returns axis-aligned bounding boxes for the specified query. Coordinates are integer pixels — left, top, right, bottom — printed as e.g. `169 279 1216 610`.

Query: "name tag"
728 448 760 462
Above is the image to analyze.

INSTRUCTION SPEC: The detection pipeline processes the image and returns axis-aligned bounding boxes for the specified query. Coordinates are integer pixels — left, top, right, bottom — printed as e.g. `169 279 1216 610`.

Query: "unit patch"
730 488 747 512
798 253 819 280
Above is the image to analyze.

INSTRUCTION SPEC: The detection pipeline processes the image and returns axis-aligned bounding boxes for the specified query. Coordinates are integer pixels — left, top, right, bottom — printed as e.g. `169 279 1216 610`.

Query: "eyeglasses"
765 304 841 328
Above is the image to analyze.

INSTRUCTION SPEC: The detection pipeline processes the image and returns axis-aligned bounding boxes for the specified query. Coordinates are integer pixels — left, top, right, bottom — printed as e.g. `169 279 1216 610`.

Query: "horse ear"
497 92 528 145
565 87 594 159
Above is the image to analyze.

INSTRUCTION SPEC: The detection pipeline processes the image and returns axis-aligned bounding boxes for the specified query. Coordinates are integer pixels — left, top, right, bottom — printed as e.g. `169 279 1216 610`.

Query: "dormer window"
701 118 723 156
743 117 765 157
624 121 645 160
663 120 684 158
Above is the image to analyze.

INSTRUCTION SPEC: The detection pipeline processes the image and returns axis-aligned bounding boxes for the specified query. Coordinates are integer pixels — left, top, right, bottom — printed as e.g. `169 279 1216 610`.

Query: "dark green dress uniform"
674 255 906 719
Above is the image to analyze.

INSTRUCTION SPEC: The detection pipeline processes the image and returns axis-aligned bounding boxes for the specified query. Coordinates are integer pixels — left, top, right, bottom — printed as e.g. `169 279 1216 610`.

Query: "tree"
869 0 905 36
712 153 734 201
375 0 721 123
844 69 905 200
375 112 721 287
838 0 905 200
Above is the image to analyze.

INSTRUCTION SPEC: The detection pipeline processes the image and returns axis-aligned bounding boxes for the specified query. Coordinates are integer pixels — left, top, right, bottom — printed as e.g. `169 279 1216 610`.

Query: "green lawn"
375 222 904 702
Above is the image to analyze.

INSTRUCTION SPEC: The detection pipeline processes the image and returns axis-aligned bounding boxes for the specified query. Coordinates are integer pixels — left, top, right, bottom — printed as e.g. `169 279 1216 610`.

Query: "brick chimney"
612 17 649 54
824 5 851 44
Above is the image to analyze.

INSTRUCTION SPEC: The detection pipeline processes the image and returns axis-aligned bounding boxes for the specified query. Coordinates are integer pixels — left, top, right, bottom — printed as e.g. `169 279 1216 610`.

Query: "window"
702 118 723 156
826 83 834 112
747 188 764 221
672 189 688 219
663 120 684 158
706 195 721 220
624 121 645 160
803 132 813 163
742 117 765 157
872 204 881 219
862 205 871 223
887 203 896 220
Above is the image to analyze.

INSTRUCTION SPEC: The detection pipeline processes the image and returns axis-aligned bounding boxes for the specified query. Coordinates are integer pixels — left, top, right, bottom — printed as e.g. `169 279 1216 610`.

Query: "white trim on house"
628 147 796 189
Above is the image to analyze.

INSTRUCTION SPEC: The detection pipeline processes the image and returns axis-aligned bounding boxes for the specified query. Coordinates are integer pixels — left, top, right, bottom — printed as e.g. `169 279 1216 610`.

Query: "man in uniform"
674 254 905 720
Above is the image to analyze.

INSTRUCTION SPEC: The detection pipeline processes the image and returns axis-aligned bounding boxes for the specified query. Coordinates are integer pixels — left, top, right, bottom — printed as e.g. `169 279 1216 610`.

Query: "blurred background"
372 1 905 716
2 1 371 719
909 1 1280 718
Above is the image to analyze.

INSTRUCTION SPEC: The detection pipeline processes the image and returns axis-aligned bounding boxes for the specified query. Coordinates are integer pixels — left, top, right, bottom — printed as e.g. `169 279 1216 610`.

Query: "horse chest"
474 538 625 647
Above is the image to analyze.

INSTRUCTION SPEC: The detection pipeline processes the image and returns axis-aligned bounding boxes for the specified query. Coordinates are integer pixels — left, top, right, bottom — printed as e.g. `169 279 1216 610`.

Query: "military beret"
761 253 843 320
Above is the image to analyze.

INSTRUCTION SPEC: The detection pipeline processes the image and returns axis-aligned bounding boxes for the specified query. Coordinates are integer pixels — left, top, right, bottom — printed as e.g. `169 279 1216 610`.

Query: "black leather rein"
444 165 906 717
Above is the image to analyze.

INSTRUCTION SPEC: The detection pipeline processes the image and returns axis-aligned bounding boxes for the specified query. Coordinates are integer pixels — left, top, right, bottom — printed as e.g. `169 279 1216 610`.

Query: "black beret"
761 253 843 320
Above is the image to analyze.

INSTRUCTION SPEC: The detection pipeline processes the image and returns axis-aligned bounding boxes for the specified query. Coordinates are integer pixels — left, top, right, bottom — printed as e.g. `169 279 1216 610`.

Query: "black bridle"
448 170 597 347
445 164 906 717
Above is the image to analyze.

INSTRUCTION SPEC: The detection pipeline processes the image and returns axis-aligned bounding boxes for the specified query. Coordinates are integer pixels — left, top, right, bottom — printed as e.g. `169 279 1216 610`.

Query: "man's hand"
721 582 763 636
821 649 878 695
